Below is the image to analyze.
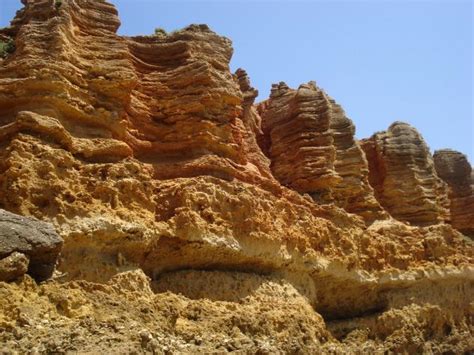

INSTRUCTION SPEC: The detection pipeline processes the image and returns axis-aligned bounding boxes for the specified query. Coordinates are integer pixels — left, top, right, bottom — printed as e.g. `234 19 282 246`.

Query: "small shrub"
55 0 62 10
154 27 167 36
0 39 15 59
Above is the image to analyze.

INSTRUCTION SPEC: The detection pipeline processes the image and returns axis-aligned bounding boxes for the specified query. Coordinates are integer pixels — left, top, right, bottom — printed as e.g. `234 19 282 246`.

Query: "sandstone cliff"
259 81 387 223
0 1 472 354
360 122 451 226
434 149 474 237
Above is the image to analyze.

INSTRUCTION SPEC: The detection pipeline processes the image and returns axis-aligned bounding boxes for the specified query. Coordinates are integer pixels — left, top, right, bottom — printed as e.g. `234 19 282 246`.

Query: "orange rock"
0 0 469 280
361 122 450 226
0 1 472 353
260 81 386 223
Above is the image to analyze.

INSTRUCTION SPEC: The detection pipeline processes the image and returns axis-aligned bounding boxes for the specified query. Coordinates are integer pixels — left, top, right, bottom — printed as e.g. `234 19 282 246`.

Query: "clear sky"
1 0 472 163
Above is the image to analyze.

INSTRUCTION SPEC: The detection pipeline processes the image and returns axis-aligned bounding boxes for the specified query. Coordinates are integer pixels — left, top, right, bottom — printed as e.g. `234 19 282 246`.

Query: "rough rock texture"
0 270 472 354
0 0 472 353
259 81 387 223
259 82 339 194
361 122 451 226
0 252 29 282
233 68 273 181
0 209 63 280
434 149 474 237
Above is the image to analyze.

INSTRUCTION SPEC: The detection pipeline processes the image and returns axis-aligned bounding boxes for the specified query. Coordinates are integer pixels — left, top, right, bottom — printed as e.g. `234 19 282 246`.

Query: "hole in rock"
309 274 390 323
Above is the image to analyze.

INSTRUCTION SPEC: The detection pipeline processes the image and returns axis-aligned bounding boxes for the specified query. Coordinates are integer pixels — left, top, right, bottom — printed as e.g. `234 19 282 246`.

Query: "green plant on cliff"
55 0 63 10
0 39 15 59
154 27 167 36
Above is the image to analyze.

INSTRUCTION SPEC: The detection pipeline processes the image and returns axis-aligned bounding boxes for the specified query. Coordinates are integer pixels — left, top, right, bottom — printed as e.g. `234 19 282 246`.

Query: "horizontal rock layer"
1 269 471 354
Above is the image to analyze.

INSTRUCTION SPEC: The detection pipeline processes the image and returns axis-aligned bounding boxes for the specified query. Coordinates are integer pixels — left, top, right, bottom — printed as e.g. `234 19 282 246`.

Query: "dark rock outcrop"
260 82 339 195
327 99 388 222
0 209 63 280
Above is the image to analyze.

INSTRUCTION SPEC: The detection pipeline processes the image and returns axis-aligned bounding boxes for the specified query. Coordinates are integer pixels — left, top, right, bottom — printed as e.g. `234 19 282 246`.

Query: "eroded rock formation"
434 149 474 236
0 0 472 353
259 81 387 223
360 122 450 226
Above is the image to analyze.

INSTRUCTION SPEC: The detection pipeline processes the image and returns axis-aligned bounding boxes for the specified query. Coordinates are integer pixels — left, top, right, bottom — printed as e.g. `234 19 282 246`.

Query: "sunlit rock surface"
259 81 387 223
360 122 450 226
0 1 472 353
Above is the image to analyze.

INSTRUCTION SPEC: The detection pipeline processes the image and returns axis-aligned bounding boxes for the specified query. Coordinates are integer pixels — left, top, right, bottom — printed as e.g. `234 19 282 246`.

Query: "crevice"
326 306 388 341
321 301 388 323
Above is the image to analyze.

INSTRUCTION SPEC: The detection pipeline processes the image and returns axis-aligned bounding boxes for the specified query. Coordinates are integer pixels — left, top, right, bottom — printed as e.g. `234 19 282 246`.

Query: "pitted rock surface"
0 1 472 353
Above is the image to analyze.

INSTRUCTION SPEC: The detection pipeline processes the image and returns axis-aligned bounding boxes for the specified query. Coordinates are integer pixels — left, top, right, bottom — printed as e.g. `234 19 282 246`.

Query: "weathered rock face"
0 251 29 282
259 81 386 223
434 149 474 236
360 122 450 226
233 68 274 181
260 82 339 194
0 0 272 187
126 27 276 186
0 0 472 353
328 100 388 222
0 209 63 280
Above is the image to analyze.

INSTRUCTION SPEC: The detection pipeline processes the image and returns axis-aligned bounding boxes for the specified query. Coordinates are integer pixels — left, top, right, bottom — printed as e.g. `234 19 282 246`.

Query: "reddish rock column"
361 122 450 226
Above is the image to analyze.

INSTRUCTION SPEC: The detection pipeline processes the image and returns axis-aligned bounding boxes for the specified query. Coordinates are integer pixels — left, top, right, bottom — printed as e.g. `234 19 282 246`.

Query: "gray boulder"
0 209 63 281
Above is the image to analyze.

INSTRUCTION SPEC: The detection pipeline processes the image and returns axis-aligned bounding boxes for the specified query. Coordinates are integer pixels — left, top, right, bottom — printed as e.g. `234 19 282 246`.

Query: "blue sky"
1 0 472 162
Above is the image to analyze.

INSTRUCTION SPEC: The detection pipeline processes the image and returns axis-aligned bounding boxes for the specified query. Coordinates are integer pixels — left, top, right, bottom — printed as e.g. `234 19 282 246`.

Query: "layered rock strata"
434 149 474 236
328 99 388 222
259 81 386 223
0 0 472 353
233 68 274 181
360 122 450 226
